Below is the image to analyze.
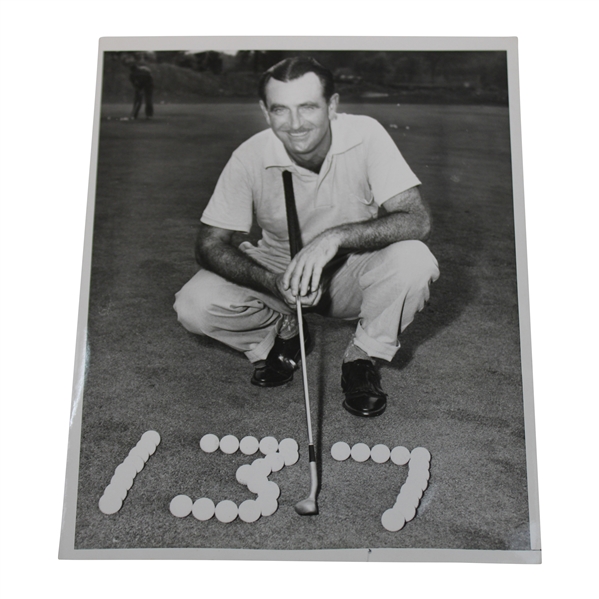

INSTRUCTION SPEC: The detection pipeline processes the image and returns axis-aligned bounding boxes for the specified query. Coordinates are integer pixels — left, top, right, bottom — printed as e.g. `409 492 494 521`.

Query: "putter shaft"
296 297 314 446
295 297 319 514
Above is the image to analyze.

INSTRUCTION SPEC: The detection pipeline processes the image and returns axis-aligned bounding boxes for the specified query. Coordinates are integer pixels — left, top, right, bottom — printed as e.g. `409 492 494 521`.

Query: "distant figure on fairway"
129 64 154 119
174 57 439 418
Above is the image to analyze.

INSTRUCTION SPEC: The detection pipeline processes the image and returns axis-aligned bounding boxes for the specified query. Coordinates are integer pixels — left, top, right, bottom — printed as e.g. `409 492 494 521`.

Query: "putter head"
294 498 318 516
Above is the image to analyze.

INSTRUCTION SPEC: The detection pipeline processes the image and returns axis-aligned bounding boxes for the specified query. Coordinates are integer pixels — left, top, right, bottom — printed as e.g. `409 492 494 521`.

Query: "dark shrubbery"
103 50 509 105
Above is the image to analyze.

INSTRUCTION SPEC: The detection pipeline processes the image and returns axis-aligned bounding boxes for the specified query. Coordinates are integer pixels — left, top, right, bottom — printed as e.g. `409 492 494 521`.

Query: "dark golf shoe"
341 359 387 417
251 323 311 387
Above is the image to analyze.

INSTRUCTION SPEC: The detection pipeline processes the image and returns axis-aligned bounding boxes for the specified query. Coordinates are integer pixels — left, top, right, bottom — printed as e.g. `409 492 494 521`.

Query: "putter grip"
283 170 303 258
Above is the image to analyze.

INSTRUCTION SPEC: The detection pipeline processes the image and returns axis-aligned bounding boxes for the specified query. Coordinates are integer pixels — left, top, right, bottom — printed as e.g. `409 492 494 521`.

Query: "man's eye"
271 107 285 115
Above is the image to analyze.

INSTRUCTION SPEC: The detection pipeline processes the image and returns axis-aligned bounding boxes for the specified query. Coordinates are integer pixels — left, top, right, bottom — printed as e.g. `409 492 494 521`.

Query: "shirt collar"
264 130 294 169
264 113 363 169
329 113 363 155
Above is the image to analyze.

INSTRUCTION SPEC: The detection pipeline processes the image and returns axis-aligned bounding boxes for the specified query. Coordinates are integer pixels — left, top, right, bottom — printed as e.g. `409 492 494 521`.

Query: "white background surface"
1 0 597 596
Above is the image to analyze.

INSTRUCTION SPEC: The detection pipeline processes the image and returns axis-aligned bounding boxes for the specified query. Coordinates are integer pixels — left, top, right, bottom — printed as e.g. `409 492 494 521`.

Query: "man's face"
260 72 338 164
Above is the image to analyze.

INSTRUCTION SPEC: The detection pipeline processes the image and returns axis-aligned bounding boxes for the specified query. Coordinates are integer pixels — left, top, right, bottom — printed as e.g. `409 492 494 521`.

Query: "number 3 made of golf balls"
169 434 299 523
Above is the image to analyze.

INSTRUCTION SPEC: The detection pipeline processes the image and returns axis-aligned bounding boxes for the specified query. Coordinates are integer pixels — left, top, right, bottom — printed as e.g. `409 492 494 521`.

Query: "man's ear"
259 100 271 126
328 93 340 119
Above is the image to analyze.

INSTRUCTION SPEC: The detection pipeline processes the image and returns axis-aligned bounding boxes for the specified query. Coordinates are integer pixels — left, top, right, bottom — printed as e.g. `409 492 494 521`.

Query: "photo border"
59 35 540 563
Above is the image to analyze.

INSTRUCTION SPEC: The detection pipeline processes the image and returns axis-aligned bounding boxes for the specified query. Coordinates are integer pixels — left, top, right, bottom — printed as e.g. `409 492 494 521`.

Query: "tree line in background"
104 50 508 104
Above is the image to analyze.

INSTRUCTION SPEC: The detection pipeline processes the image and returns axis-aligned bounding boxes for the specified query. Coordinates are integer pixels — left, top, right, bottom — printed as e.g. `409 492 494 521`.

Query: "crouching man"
174 57 439 417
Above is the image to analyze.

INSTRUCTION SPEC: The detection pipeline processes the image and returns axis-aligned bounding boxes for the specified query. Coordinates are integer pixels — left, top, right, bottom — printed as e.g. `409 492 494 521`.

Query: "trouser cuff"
353 322 399 362
244 314 284 363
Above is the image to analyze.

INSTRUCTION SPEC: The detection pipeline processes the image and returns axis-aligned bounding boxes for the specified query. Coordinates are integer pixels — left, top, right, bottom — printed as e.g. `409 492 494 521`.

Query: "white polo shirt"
201 113 421 273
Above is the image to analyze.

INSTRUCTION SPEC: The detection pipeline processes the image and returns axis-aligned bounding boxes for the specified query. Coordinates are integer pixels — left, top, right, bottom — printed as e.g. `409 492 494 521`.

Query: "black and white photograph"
57 36 539 562
3 0 599 596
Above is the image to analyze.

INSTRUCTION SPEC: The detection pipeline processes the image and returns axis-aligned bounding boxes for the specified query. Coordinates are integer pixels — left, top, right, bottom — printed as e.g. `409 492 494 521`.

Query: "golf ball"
236 464 252 485
239 436 259 455
99 493 123 515
381 508 406 532
283 449 299 466
391 446 410 466
238 500 261 523
259 436 279 455
351 443 370 462
264 451 285 472
123 454 144 474
220 434 240 454
140 430 161 446
256 496 278 517
278 438 298 456
169 494 193 518
192 497 215 521
370 444 391 464
251 458 272 477
215 500 238 523
331 441 351 461
410 446 431 465
103 483 127 501
200 433 219 453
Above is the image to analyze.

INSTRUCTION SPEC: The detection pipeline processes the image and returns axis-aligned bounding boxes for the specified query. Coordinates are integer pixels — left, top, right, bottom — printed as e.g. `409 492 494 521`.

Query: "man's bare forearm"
325 186 431 251
327 209 430 252
195 228 277 296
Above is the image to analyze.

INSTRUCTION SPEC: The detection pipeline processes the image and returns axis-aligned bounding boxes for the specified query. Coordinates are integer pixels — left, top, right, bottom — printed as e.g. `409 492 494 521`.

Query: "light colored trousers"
174 240 439 364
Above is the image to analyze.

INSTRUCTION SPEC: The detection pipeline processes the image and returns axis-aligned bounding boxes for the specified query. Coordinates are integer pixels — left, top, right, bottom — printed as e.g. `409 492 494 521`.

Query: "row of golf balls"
170 495 278 523
99 430 161 515
200 433 299 462
331 442 430 465
382 449 431 532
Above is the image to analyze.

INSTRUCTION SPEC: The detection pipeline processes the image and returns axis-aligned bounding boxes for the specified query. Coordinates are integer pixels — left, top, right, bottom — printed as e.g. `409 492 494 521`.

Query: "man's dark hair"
258 56 335 105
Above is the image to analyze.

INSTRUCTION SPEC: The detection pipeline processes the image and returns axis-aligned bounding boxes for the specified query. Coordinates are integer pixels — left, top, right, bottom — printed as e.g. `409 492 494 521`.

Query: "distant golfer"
130 64 154 119
174 57 439 417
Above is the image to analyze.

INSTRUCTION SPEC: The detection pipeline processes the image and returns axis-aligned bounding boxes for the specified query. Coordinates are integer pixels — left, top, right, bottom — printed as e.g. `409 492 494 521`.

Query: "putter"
282 170 319 516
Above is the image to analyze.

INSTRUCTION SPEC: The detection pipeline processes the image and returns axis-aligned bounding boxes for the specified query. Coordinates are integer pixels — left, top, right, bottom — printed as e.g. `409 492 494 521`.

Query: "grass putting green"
73 101 530 553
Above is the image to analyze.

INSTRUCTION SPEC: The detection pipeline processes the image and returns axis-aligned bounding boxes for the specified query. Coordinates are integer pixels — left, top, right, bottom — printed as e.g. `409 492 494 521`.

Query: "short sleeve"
200 154 254 233
365 119 421 206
